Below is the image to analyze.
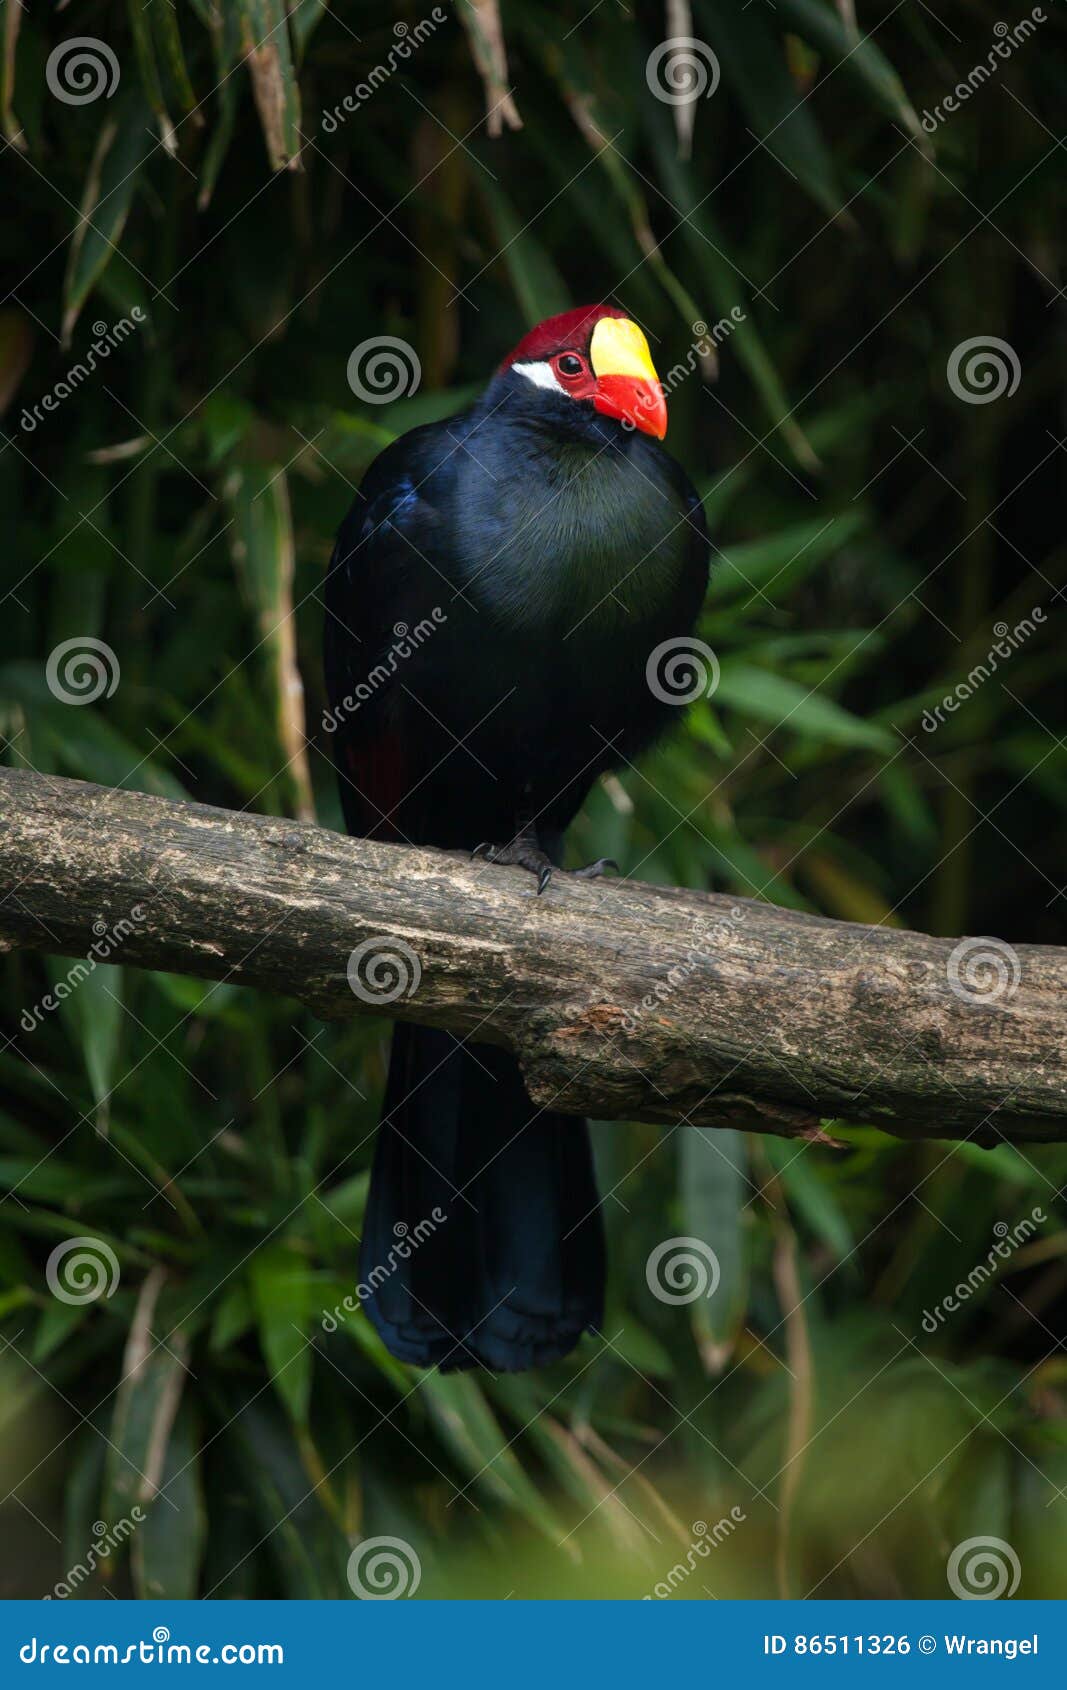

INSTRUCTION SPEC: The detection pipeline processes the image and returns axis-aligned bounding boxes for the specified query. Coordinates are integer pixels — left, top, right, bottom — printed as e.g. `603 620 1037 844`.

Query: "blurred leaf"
763 1138 854 1265
210 1279 255 1352
239 0 302 171
196 2 244 207
0 0 22 149
291 0 332 60
457 0 523 136
478 179 570 321
224 465 315 819
715 662 895 751
800 853 900 926
133 1399 206 1598
105 1269 189 1518
0 309 33 417
217 1385 348 1596
151 0 198 117
33 1300 93 1366
62 93 154 342
127 0 177 151
49 959 125 1127
650 120 818 469
712 510 866 601
419 1371 567 1538
699 0 843 217
250 1244 313 1426
775 0 926 142
681 1126 749 1364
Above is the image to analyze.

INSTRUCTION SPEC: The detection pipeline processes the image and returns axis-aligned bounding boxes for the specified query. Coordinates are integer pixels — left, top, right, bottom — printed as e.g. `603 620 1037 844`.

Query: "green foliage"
1 0 1064 1600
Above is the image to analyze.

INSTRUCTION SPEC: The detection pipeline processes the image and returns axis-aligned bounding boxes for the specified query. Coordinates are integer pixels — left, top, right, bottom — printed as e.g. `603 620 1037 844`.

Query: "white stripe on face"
511 360 564 393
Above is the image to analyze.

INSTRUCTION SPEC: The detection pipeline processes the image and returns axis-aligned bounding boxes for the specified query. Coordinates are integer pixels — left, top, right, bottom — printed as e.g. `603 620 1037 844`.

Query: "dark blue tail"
360 1024 605 1371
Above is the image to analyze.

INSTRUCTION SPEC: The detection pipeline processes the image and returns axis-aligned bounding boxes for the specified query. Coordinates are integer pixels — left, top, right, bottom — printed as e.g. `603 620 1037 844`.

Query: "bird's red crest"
499 304 629 370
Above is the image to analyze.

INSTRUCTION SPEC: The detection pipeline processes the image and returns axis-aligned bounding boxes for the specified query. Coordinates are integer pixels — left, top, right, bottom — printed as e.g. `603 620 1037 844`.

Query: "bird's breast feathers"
451 438 694 631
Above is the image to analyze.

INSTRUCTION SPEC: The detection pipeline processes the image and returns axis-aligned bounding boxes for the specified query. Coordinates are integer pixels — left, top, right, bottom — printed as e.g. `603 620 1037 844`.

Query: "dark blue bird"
324 304 709 1371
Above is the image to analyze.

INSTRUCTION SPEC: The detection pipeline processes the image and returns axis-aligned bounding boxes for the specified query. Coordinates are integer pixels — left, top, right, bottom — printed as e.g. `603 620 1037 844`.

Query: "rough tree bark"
1 767 1064 1145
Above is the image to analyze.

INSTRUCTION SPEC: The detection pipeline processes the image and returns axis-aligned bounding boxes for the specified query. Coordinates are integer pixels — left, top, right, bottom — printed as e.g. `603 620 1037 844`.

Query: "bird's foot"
571 857 619 881
472 838 554 895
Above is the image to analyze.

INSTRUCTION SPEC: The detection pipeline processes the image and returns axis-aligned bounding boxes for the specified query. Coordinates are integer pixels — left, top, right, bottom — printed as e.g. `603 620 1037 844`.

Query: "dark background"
1 0 1065 1599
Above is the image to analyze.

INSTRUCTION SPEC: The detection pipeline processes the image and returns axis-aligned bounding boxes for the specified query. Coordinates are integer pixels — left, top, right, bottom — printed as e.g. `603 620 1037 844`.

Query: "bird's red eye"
555 353 585 380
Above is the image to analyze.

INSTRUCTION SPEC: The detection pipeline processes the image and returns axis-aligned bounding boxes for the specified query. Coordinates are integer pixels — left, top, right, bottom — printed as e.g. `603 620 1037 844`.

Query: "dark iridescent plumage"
324 310 709 1370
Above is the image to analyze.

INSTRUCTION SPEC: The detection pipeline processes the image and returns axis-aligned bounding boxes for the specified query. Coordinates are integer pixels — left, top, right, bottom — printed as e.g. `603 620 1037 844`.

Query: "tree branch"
1 767 1064 1145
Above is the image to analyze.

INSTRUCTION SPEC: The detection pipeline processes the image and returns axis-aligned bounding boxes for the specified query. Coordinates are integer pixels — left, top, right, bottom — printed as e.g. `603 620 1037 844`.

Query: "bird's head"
496 304 668 441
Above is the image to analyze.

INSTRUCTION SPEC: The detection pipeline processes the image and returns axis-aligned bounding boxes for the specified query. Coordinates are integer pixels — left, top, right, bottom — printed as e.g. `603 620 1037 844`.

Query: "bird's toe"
572 857 619 881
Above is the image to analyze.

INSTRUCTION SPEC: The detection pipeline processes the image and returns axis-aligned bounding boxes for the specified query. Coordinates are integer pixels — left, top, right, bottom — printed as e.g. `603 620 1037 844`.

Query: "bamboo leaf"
291 0 332 61
49 957 125 1130
1 0 23 150
649 118 818 468
105 1269 190 1520
712 510 867 601
774 0 926 143
681 1126 749 1365
223 465 315 820
126 0 177 153
214 1385 348 1596
0 309 34 418
477 179 571 322
763 1137 854 1265
61 92 154 343
699 0 844 217
457 0 522 135
197 0 244 205
240 0 302 172
151 0 199 117
715 662 895 751
133 1399 206 1598
249 1243 314 1426
419 1372 567 1540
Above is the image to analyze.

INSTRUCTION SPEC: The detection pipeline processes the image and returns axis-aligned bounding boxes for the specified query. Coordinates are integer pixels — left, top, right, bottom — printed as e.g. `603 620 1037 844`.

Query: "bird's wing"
323 425 457 842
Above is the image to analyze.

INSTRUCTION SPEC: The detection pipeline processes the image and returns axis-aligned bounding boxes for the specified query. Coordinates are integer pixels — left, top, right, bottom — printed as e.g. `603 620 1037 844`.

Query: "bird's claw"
470 840 554 895
572 857 619 881
471 843 617 895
